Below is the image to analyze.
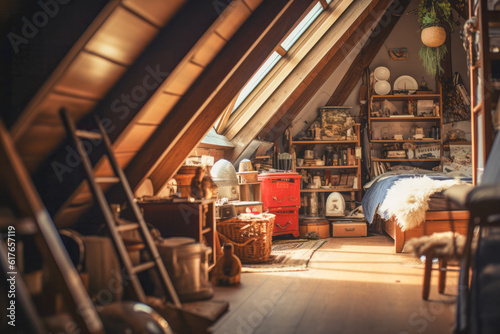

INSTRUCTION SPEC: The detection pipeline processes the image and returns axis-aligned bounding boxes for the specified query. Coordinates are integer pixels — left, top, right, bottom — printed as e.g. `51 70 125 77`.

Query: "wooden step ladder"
0 120 105 334
59 108 182 308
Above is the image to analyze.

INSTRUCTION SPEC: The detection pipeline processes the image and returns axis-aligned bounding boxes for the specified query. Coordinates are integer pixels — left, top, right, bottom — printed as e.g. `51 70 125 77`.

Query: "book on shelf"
347 173 356 187
331 174 340 186
341 149 348 166
348 148 356 166
339 173 348 186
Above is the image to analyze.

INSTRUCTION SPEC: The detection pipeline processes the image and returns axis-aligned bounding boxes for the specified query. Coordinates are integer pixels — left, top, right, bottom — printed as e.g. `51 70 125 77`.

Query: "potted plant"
418 0 454 77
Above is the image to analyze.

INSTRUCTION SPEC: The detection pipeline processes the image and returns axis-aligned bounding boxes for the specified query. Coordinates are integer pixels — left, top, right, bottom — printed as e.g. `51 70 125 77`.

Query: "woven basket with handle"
217 213 275 263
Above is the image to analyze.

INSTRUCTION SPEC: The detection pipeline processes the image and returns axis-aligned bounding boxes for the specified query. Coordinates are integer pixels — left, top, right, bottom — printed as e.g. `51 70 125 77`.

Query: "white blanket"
379 176 463 231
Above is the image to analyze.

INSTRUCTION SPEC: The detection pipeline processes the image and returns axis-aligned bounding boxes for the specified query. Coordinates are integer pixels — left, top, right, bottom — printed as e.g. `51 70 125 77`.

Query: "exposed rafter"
123 0 316 194
215 95 238 134
31 1 220 216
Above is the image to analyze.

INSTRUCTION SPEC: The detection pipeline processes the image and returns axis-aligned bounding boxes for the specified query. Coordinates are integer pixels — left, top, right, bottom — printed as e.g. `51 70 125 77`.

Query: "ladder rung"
116 223 140 232
132 261 156 274
75 130 102 140
95 177 120 184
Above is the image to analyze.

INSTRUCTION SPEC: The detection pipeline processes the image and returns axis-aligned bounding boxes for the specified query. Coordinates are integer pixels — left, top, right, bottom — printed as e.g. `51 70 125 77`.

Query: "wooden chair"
405 220 465 300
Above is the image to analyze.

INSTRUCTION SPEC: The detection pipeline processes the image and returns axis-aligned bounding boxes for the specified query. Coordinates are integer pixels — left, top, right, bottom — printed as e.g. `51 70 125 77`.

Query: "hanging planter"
421 25 447 47
418 0 455 77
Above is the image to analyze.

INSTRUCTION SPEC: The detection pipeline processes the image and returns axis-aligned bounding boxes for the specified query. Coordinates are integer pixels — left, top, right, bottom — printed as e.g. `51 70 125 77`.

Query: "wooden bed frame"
382 210 470 253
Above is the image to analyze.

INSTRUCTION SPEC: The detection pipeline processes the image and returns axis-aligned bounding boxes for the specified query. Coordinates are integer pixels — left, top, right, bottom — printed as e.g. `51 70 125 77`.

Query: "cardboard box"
331 222 367 237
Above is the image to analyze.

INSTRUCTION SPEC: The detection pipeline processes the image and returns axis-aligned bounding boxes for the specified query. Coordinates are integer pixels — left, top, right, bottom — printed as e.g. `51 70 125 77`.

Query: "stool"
405 231 465 300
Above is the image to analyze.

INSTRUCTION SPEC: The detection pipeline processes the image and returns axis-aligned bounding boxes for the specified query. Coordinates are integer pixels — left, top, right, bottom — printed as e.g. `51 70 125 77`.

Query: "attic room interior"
1 0 500 333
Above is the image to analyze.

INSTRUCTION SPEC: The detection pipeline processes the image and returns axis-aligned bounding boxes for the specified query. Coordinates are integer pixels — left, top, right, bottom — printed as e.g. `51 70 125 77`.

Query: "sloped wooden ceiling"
122 0 317 196
13 0 316 227
5 0 405 228
11 0 186 171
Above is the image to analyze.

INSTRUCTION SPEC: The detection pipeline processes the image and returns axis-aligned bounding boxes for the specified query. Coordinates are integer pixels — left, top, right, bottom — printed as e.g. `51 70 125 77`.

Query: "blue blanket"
361 174 470 225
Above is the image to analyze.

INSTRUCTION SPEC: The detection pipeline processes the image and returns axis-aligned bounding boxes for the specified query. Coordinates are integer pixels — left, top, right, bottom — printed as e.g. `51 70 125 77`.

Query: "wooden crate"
299 219 330 238
331 222 367 237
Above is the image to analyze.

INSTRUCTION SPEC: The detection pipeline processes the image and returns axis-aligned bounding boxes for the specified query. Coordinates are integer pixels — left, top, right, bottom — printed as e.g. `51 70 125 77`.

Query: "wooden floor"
209 234 459 334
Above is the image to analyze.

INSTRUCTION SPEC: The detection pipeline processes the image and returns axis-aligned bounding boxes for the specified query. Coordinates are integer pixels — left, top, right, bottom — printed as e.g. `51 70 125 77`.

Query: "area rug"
241 239 326 273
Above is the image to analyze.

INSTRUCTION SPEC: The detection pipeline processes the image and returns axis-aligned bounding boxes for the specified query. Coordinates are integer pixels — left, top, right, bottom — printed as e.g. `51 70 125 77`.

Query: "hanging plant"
418 0 455 77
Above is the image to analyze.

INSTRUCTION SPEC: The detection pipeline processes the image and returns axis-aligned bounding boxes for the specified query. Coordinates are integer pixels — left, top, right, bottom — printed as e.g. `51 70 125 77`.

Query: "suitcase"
331 222 367 237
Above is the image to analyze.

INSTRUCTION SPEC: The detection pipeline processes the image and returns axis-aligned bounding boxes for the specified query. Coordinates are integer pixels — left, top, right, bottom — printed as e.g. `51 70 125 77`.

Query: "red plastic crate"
258 172 301 209
269 207 299 237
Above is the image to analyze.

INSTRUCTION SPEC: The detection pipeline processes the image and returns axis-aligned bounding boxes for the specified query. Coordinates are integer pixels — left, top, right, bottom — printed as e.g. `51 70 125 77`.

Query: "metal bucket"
157 237 213 302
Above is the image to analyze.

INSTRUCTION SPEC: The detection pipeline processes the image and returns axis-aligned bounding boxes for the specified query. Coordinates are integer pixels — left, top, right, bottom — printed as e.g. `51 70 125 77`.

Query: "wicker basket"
421 26 446 48
216 214 275 263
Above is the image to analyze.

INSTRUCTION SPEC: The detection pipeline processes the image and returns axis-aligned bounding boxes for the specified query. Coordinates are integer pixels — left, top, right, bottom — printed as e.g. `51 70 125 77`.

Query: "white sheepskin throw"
379 176 463 231
404 232 466 259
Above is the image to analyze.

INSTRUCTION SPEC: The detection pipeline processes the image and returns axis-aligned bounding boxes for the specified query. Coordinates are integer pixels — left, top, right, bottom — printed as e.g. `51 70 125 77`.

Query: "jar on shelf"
325 146 334 166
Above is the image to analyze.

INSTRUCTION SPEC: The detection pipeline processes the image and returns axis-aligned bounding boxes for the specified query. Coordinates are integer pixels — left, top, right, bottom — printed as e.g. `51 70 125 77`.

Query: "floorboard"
210 234 459 334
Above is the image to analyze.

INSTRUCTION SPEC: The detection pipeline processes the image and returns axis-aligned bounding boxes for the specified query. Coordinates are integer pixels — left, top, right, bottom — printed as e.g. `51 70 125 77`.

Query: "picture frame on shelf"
320 106 352 140
416 100 434 116
415 144 440 159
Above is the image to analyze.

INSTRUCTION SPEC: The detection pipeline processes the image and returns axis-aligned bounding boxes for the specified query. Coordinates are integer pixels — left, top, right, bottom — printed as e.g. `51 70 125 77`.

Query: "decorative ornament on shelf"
418 0 455 77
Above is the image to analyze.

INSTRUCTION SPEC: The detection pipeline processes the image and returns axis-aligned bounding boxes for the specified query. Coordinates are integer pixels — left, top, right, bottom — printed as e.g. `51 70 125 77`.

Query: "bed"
361 171 470 253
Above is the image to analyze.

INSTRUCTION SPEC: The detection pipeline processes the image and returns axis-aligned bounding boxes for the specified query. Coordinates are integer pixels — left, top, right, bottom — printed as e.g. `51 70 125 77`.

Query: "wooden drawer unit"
258 172 301 209
269 207 299 237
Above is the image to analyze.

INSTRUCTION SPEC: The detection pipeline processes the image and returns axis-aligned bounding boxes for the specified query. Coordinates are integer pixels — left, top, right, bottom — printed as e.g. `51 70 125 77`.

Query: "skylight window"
227 0 331 118
281 2 323 51
232 51 281 111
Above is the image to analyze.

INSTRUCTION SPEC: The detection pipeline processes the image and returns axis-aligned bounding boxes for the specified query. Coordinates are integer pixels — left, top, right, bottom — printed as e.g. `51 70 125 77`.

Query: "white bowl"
374 66 390 81
374 80 391 95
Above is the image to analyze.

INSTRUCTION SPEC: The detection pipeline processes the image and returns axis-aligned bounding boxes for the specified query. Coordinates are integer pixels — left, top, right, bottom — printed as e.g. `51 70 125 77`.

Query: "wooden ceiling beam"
215 95 238 134
31 1 220 216
124 0 316 194
326 0 412 107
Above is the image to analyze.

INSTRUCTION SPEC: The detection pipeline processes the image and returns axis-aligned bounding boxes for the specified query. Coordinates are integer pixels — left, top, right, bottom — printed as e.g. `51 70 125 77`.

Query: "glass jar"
325 146 334 166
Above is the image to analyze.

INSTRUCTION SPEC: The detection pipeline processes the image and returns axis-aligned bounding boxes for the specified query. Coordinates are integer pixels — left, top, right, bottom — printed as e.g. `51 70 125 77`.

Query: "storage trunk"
299 219 330 238
331 222 367 237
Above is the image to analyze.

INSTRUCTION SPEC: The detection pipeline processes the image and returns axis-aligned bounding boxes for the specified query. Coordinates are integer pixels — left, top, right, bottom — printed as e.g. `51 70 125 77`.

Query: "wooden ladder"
0 120 104 334
59 108 181 308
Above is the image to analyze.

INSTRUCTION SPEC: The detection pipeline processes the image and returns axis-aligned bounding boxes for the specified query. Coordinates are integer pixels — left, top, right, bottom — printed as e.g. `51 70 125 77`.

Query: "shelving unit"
290 124 362 217
467 0 499 183
136 199 217 270
368 85 444 177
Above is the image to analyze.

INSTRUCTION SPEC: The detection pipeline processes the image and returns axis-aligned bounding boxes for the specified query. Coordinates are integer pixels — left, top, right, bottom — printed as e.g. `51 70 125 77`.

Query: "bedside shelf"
372 158 441 162
300 188 360 193
371 93 440 100
292 140 359 144
371 139 441 143
369 116 441 122
296 165 358 169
